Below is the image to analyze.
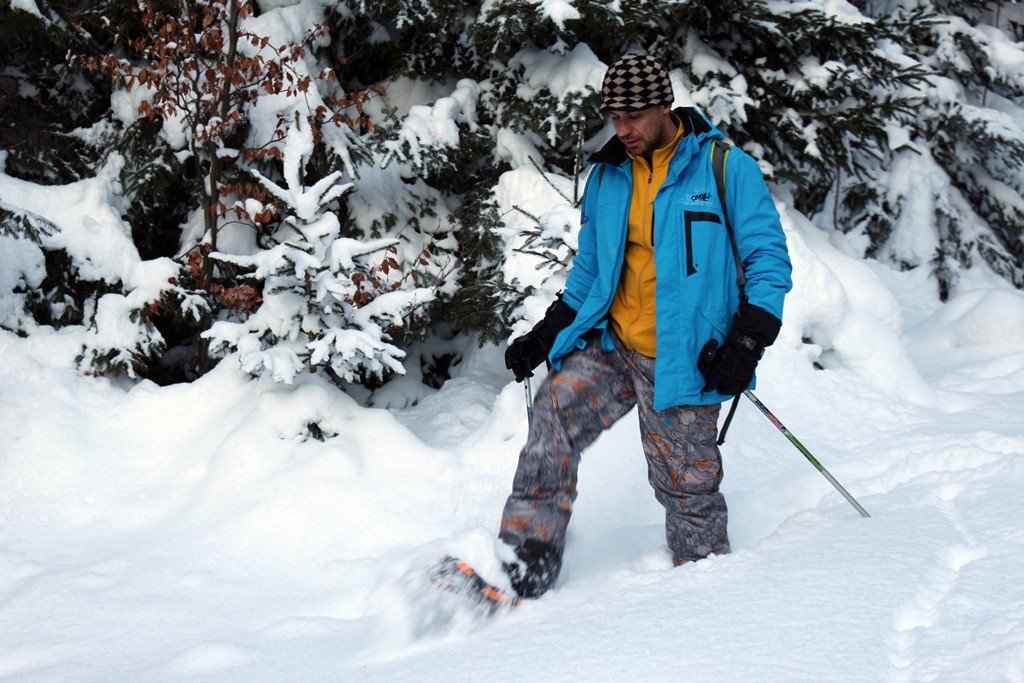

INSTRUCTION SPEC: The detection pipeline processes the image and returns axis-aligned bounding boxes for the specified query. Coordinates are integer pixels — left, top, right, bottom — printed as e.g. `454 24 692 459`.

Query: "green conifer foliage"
115 119 193 261
4 0 1023 394
0 2 110 184
849 0 1024 294
346 0 475 81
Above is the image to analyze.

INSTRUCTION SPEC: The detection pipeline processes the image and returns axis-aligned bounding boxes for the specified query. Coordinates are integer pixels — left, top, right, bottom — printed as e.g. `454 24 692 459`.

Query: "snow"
0 158 180 371
0 234 46 330
682 33 755 127
362 77 454 121
509 43 606 104
885 124 913 151
932 15 1024 86
494 128 546 169
534 0 580 29
110 86 188 150
8 0 44 19
686 37 738 81
492 166 580 333
777 197 934 405
480 0 605 29
911 288 1024 352
4 177 1024 679
883 150 955 268
381 79 481 169
251 121 351 224
0 158 151 286
766 0 871 25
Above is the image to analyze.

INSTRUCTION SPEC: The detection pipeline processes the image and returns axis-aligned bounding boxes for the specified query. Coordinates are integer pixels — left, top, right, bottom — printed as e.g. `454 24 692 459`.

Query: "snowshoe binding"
428 555 521 616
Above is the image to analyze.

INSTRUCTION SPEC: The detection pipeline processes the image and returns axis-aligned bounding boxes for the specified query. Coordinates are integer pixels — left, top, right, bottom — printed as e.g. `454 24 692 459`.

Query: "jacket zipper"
646 162 654 244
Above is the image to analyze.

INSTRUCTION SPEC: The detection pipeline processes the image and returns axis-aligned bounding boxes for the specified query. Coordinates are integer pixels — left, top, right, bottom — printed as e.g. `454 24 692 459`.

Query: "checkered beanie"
601 54 674 112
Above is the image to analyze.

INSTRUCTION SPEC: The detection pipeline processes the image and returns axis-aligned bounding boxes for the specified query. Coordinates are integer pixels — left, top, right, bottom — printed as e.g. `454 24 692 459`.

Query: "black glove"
699 303 781 395
505 296 577 382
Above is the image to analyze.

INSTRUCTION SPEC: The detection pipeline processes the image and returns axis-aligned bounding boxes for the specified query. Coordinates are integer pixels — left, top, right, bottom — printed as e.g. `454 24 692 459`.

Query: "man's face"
610 105 675 157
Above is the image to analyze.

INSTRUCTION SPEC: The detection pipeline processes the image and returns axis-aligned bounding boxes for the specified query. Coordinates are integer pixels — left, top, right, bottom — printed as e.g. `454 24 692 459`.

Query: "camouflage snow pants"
499 331 730 567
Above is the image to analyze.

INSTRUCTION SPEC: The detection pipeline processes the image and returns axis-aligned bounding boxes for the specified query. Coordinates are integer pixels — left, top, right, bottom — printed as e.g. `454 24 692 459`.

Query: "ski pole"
524 376 534 428
697 339 739 445
716 394 741 445
743 390 871 518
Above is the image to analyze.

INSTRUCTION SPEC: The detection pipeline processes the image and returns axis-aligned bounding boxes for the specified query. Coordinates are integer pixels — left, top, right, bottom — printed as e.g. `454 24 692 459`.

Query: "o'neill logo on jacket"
684 191 713 207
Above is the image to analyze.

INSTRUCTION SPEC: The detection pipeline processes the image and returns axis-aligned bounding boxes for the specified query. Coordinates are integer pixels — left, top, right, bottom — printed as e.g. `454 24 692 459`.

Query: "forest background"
2 0 1022 402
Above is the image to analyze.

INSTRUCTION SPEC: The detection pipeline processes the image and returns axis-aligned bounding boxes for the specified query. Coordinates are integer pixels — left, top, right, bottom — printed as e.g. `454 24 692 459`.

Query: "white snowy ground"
3 223 1024 680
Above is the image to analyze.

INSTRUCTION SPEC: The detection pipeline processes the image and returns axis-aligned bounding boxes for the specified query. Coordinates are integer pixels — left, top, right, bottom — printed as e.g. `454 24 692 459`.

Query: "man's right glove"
504 296 577 382
699 302 781 395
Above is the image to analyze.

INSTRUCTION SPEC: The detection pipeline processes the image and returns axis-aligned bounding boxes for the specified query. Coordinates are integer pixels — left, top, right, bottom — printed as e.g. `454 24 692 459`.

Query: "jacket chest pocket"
680 209 727 277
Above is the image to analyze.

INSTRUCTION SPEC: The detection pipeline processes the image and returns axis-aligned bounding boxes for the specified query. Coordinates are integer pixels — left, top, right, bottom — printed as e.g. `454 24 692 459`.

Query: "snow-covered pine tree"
325 2 496 377
0 0 146 350
447 3 606 339
0 203 57 332
64 0 382 381
0 0 110 184
204 115 437 387
844 0 1024 297
0 0 174 218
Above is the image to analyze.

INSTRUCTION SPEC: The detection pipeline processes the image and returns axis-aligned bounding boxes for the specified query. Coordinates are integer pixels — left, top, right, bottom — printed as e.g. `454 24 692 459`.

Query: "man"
499 54 793 599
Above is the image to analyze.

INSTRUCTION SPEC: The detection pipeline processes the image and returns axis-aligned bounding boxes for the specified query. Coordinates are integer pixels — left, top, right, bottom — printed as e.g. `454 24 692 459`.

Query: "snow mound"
915 288 1024 350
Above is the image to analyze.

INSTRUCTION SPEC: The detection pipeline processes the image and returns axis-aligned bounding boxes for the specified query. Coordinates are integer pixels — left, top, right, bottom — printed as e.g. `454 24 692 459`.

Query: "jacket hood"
589 106 724 166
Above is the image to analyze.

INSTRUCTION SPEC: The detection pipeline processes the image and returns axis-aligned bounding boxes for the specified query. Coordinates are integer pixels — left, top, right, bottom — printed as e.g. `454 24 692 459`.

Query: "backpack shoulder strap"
711 140 747 301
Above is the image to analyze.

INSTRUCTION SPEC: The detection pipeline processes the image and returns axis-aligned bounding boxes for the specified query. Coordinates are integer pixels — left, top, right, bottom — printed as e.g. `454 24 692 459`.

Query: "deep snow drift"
2 191 1024 680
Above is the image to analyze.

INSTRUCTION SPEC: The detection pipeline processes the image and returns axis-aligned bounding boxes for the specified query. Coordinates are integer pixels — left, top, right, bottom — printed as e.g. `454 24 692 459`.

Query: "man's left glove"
700 303 781 395
505 296 577 382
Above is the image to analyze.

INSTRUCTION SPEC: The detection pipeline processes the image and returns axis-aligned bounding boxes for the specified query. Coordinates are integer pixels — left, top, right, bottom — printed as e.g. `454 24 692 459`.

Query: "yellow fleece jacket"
608 120 685 357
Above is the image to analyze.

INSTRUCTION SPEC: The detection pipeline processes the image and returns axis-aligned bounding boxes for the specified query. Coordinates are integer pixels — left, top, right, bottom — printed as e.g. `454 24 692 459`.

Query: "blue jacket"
550 107 793 409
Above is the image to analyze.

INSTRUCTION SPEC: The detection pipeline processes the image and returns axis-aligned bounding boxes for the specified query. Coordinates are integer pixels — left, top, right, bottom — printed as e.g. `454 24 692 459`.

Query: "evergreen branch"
0 203 58 242
527 155 573 206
